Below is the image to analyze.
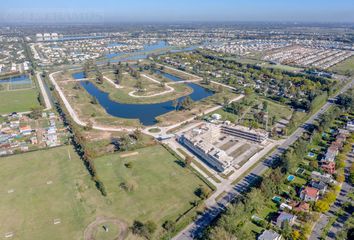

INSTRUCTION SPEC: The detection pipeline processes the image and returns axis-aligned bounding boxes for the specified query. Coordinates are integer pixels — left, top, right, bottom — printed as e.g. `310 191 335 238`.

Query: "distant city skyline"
1 0 354 23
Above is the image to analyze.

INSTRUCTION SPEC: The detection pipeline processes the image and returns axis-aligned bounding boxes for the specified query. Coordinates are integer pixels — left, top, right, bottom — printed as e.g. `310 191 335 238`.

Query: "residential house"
276 212 297 228
321 161 336 175
294 202 310 213
300 187 319 202
310 180 328 195
258 230 282 240
347 120 354 132
19 125 32 135
311 171 336 184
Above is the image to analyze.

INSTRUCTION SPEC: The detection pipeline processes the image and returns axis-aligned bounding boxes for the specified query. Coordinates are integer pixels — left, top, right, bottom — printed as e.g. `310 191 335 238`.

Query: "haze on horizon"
1 0 354 24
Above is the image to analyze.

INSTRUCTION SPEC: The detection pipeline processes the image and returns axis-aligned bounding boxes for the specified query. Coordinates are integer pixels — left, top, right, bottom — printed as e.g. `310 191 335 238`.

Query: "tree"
136 79 144 92
29 107 42 119
96 70 104 84
244 87 253 96
185 156 193 167
180 96 193 111
282 221 293 240
172 99 179 111
223 96 230 106
195 186 210 199
314 200 330 213
131 220 156 239
162 220 176 232
209 227 237 240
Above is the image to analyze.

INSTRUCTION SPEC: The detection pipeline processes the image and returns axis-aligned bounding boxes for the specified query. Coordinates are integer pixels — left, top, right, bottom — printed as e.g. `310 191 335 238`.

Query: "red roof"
303 187 319 197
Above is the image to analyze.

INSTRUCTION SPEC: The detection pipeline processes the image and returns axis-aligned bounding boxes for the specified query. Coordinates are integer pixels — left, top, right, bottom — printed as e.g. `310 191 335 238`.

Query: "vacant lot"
330 56 354 76
0 88 40 114
94 144 211 228
0 145 209 239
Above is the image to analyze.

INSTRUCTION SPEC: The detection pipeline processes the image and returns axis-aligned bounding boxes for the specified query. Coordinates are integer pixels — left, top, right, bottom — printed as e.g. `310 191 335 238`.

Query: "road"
173 78 354 240
36 71 53 111
48 71 135 132
310 148 353 240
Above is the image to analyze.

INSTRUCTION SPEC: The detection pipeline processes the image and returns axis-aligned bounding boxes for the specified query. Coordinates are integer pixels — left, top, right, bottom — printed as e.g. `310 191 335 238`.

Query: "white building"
221 124 268 143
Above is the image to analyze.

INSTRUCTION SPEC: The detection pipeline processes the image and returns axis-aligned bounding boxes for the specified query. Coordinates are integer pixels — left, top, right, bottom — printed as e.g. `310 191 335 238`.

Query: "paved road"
36 71 53 111
173 78 354 240
310 149 354 240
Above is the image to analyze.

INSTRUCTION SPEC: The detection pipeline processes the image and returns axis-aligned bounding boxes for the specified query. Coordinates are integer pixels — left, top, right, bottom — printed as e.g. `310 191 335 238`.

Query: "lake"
72 71 213 125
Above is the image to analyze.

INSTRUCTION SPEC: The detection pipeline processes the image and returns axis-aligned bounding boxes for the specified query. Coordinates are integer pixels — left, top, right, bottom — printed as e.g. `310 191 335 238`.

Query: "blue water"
72 71 213 125
0 75 31 85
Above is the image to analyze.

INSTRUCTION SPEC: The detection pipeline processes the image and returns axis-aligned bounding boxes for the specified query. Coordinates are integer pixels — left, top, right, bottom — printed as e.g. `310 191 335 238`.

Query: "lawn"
330 56 354 76
0 88 40 114
0 144 210 239
0 146 100 240
94 144 211 236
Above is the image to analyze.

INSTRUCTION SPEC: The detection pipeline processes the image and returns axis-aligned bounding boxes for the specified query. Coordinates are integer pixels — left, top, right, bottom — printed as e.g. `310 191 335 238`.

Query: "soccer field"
0 88 41 114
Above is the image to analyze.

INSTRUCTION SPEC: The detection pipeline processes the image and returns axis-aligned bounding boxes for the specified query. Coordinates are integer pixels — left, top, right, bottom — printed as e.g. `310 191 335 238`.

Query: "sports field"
0 144 209 239
0 88 41 114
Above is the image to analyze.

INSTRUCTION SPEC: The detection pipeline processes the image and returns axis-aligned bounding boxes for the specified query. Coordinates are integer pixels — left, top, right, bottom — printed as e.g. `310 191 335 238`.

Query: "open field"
0 146 100 240
94 144 210 224
0 144 210 239
330 55 354 76
0 88 40 114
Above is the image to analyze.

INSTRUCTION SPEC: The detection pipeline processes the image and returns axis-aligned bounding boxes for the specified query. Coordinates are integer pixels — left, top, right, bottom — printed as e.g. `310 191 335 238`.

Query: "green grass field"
330 56 354 76
94 144 210 225
0 146 100 240
0 144 208 239
0 88 40 114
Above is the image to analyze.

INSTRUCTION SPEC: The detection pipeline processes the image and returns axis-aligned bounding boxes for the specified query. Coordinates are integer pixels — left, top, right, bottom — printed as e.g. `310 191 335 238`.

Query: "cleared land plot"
229 143 251 158
0 88 40 114
220 139 238 151
94 144 211 234
94 145 210 221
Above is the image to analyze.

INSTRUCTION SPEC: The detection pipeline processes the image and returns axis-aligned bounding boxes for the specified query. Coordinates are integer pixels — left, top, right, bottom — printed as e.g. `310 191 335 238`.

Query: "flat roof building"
221 124 268 143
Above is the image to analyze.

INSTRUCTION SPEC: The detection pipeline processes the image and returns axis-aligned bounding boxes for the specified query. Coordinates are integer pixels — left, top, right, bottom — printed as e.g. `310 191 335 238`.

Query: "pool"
287 175 295 182
272 196 282 203
307 152 315 157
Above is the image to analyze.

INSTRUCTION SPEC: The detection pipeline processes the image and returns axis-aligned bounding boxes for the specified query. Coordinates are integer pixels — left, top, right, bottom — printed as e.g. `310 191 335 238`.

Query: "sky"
1 0 354 23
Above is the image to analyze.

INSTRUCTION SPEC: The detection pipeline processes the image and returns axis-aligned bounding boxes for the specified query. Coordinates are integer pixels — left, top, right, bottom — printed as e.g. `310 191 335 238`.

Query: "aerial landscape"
0 0 354 240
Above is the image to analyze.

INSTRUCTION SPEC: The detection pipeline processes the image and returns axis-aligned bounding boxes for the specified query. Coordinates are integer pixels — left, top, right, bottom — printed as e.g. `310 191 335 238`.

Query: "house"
324 145 338 162
258 230 282 240
300 187 319 202
276 212 297 228
294 202 310 213
30 136 38 145
347 120 354 132
310 180 328 195
280 203 292 211
311 171 336 184
321 161 336 174
19 125 32 135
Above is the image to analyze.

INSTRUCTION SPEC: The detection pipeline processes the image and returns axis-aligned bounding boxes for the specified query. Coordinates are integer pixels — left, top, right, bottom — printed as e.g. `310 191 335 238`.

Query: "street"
173 78 354 240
